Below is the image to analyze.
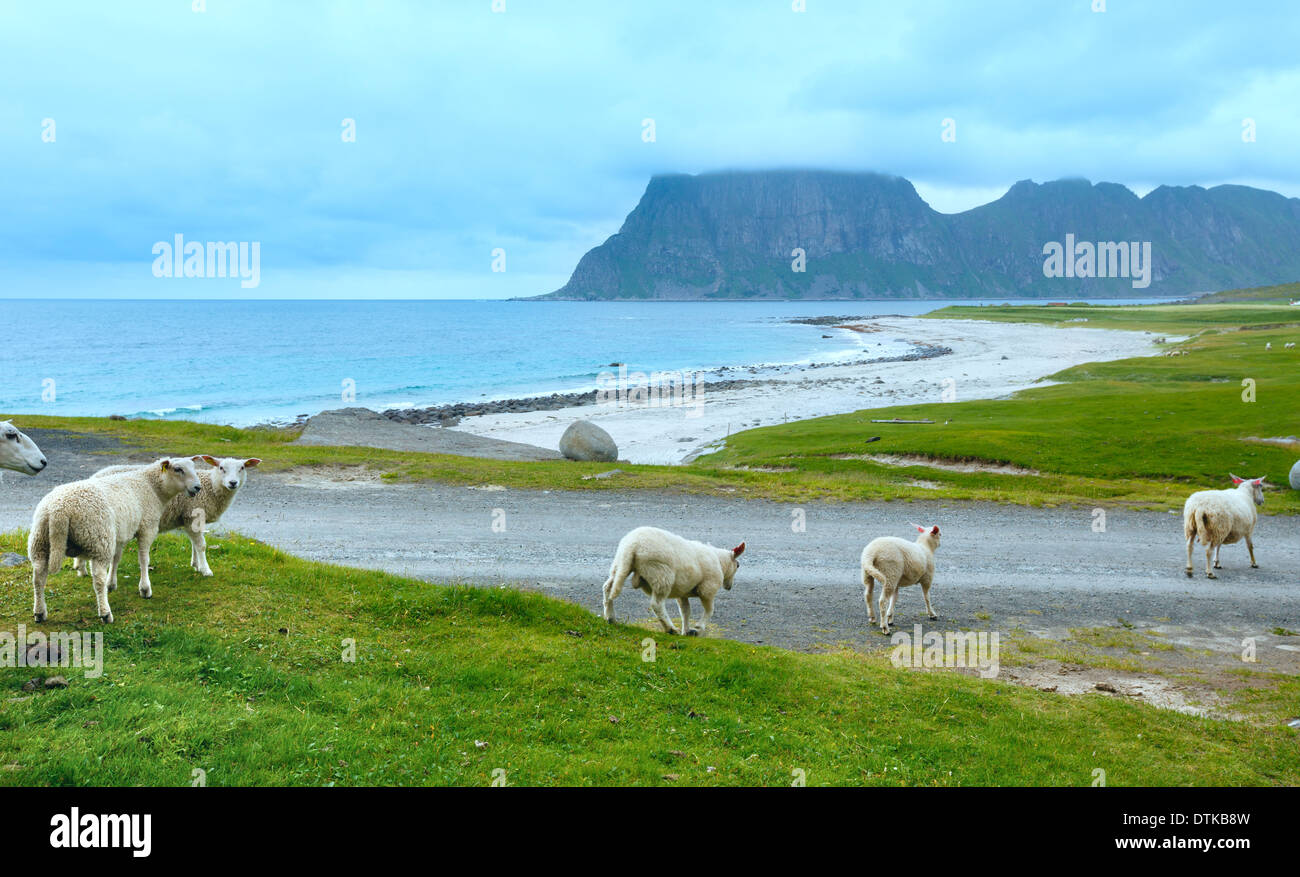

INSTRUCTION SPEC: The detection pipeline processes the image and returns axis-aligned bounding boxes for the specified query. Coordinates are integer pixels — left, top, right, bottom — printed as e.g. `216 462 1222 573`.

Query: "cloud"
2 0 1297 297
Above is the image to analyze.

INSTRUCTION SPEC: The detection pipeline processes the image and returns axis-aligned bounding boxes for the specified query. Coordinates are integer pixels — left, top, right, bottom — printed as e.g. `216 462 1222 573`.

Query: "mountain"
534 171 1300 300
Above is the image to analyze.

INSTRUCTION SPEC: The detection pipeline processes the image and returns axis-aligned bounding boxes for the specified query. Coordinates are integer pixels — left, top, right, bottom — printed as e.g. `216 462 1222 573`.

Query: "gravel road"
4 429 1297 658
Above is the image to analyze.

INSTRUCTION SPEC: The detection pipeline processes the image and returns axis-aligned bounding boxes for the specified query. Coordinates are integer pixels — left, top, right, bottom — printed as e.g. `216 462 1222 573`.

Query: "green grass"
1 531 1296 786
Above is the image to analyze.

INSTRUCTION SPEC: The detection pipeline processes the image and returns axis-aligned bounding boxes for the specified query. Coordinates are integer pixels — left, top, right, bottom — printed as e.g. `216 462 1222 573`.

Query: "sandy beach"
451 317 1167 464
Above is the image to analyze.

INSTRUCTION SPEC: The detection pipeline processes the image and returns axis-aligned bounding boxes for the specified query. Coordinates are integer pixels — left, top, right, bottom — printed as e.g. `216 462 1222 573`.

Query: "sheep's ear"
160 459 171 470
201 455 220 466
1230 474 1243 484
732 542 745 558
244 458 262 468
915 524 926 533
931 525 940 535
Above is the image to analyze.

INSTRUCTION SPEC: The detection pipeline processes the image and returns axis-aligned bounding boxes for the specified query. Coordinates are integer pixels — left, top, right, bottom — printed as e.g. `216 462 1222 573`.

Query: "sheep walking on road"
75 456 261 579
861 524 941 634
1183 475 1266 579
27 458 203 623
0 421 47 475
602 526 744 636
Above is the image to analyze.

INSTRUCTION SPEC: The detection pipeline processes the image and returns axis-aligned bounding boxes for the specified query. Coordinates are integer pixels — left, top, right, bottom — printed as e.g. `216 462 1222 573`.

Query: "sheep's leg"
877 588 888 634
137 531 157 598
1246 535 1258 569
109 546 124 593
863 573 876 624
91 557 114 623
1184 533 1195 578
696 594 714 636
32 558 49 623
677 598 695 636
72 556 85 577
882 586 898 634
1204 541 1217 579
921 579 938 621
602 569 630 622
187 529 213 576
1212 544 1222 570
649 594 678 634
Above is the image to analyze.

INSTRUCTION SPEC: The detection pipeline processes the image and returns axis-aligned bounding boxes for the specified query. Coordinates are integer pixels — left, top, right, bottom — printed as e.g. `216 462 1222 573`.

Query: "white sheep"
1286 342 1296 350
601 526 745 635
0 420 47 475
74 456 261 579
27 457 203 623
1183 475 1265 579
861 524 941 634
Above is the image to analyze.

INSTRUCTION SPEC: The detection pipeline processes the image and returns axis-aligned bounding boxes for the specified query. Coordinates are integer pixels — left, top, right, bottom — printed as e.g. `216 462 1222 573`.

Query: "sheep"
74 456 261 579
1286 343 1296 350
0 420 47 475
601 526 744 636
27 457 203 623
1266 342 1272 350
861 524 941 634
1183 475 1266 579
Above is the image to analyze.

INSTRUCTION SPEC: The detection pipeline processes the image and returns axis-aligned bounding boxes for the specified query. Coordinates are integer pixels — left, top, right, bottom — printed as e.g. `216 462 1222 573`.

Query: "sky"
2 0 1297 299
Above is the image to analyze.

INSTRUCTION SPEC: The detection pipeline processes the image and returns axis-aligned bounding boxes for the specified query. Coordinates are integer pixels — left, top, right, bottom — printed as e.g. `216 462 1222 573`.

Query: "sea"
0 298 1168 426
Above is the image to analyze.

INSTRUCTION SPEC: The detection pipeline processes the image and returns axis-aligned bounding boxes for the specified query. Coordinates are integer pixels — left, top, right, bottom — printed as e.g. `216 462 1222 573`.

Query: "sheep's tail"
1184 506 1214 545
604 543 634 599
862 558 887 589
30 508 69 571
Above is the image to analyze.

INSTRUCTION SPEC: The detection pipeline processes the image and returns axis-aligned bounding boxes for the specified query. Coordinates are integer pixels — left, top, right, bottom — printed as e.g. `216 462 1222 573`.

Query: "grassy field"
2 531 1296 786
8 287 1300 512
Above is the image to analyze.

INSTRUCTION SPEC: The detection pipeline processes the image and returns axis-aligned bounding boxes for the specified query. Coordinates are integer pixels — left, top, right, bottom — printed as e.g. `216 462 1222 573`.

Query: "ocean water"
0 298 1165 426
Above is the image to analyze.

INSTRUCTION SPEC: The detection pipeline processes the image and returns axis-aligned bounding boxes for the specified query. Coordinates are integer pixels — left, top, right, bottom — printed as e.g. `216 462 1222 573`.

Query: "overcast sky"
2 0 1297 299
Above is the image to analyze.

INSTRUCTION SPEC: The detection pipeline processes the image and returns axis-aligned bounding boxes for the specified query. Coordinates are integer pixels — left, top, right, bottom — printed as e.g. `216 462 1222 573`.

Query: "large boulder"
1290 459 1300 490
559 420 618 462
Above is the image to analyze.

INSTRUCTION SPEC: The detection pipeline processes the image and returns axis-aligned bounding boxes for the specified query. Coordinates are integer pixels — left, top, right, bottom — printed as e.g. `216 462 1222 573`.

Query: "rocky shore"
380 341 953 426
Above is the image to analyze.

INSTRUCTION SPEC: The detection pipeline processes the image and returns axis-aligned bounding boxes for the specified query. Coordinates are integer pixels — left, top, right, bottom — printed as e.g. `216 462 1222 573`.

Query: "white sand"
452 318 1166 465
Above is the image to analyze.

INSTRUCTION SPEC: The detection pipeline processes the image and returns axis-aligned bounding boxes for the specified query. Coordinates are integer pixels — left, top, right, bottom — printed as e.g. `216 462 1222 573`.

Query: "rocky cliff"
536 171 1300 299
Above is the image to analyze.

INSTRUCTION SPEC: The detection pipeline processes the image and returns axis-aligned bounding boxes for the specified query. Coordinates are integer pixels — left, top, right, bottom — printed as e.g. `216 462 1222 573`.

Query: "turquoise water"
0 298 1166 426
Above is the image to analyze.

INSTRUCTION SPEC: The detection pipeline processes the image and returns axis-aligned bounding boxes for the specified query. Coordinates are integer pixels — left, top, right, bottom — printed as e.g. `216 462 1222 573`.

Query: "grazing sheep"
1286 342 1296 350
27 457 203 623
861 524 941 634
1183 475 1265 579
74 456 261 578
0 420 47 475
601 526 744 636
1266 342 1272 350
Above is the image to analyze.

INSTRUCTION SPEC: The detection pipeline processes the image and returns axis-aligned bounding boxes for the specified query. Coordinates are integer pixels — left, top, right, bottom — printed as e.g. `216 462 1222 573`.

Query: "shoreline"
446 317 1168 465
379 335 952 426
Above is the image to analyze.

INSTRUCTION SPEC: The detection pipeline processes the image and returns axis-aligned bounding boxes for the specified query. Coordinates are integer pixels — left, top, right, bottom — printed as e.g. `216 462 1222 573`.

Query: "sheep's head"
0 420 47 475
159 457 204 497
723 541 745 590
913 523 941 548
1230 474 1267 507
201 455 261 491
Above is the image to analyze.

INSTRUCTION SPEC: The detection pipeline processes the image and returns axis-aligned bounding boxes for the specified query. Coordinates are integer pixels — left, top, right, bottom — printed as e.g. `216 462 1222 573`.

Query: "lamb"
74 456 260 578
601 526 744 636
0 420 47 475
27 457 203 623
861 524 941 634
1183 474 1266 579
